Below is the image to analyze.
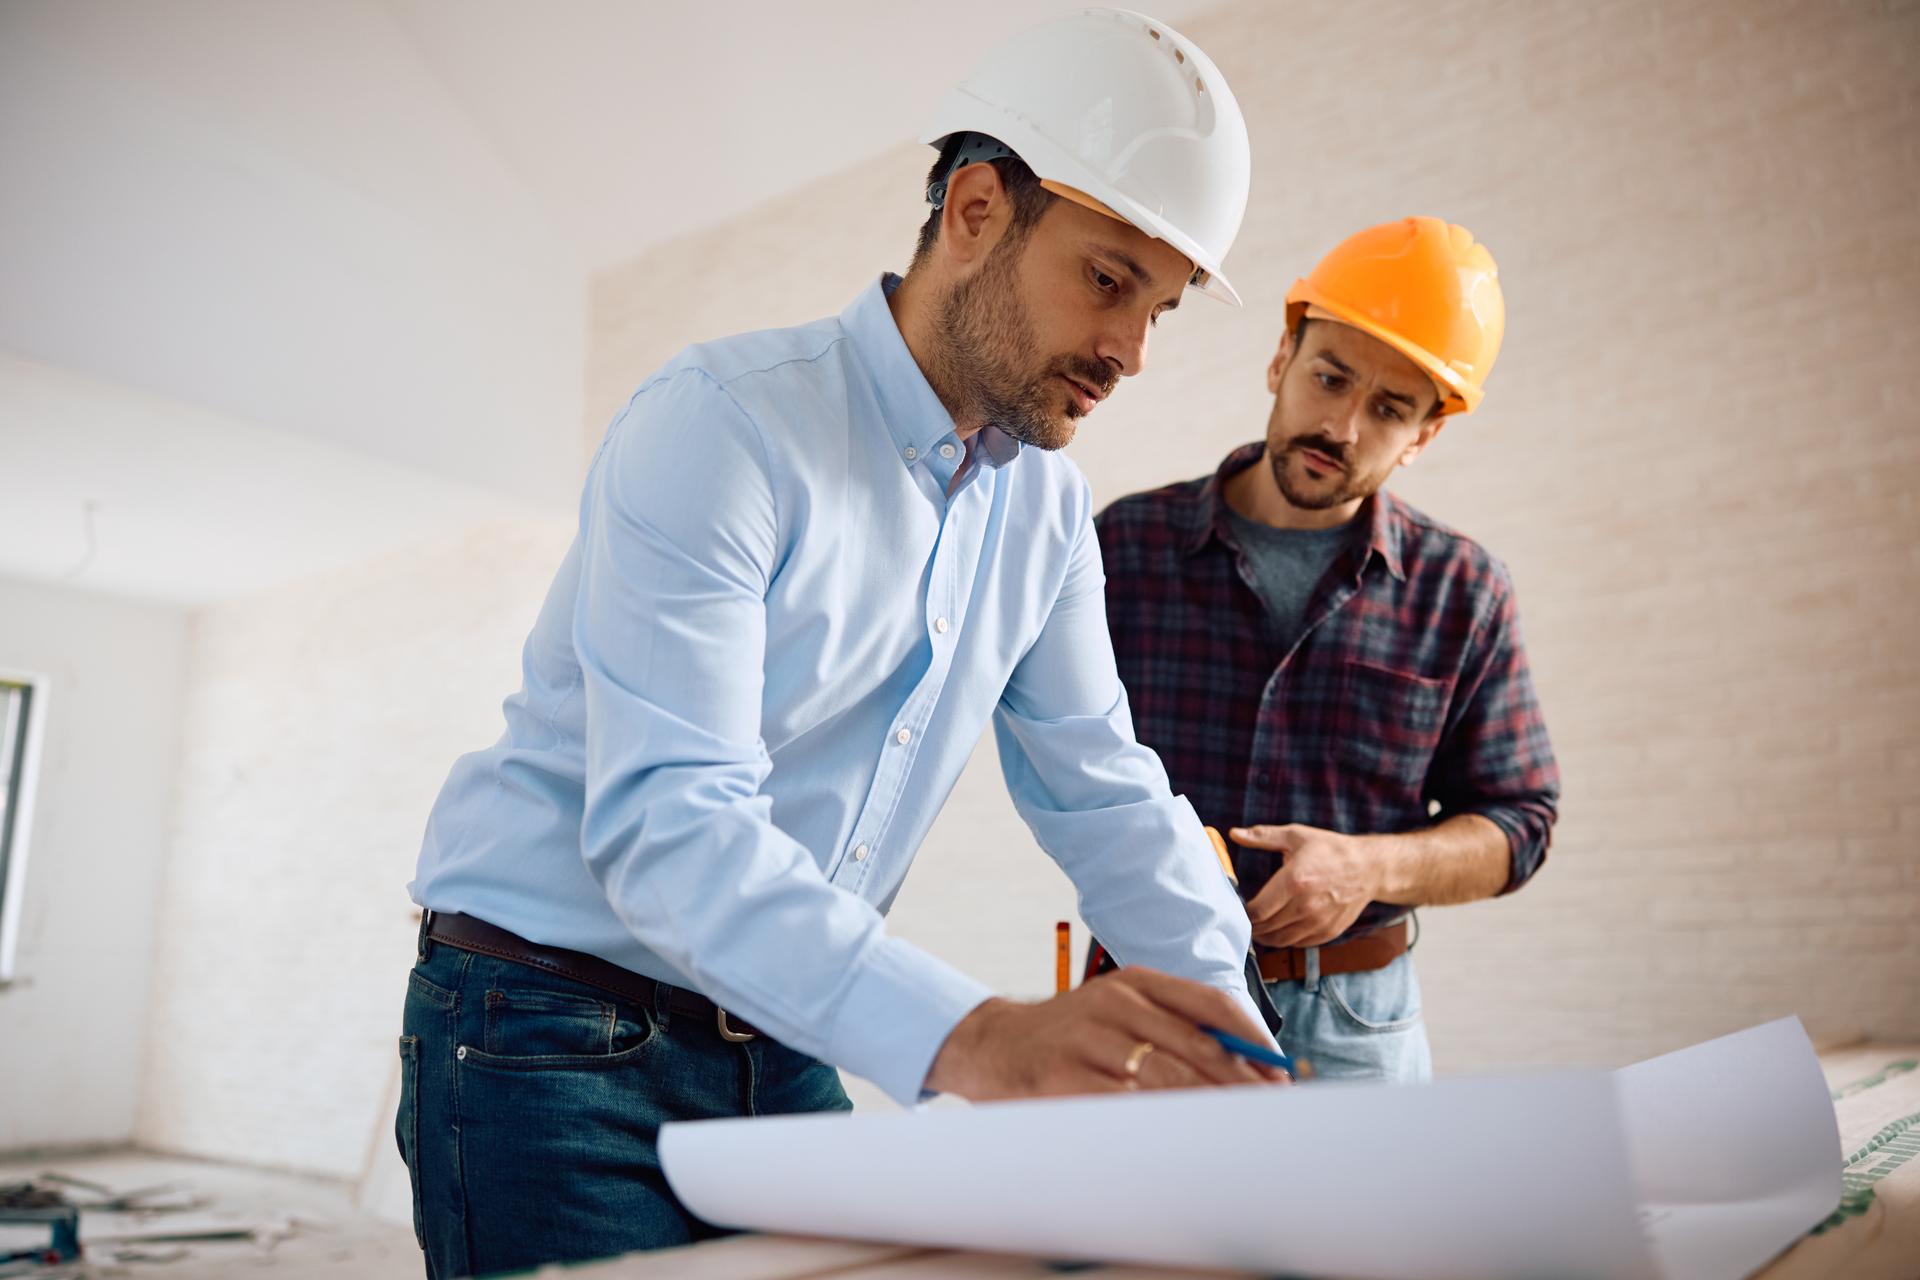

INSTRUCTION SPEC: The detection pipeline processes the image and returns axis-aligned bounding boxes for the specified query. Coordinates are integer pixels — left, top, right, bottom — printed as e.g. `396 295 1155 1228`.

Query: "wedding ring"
1124 1040 1156 1077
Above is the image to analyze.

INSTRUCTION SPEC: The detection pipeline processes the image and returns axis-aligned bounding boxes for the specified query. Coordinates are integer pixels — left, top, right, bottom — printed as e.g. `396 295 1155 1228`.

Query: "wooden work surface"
551 1236 1253 1278
533 1040 1920 1280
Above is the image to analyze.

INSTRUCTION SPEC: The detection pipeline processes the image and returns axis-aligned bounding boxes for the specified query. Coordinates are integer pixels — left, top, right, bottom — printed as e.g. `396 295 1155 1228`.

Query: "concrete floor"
0 1149 421 1279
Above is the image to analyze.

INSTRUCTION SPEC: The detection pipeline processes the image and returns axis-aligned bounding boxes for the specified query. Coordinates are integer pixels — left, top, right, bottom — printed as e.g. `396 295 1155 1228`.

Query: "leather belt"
1257 918 1411 984
425 911 763 1042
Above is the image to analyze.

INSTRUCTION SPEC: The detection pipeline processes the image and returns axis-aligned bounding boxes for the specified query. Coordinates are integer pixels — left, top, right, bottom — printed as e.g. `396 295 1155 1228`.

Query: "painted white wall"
135 520 571 1182
0 577 186 1153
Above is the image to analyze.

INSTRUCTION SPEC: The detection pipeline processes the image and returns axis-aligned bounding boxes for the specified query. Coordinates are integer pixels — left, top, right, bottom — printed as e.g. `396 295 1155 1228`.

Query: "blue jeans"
395 923 851 1278
1264 947 1432 1083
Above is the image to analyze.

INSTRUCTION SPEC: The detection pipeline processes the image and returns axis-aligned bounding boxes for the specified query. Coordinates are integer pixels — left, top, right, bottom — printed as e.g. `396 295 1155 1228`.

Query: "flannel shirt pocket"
1334 661 1449 790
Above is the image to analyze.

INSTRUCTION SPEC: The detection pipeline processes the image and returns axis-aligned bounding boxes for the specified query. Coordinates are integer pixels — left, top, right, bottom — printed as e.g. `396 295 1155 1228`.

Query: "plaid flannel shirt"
1096 443 1560 943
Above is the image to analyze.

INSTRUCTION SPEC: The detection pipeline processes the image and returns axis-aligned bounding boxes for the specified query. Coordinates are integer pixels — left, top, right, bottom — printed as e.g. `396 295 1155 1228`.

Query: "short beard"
930 233 1106 452
1268 436 1394 510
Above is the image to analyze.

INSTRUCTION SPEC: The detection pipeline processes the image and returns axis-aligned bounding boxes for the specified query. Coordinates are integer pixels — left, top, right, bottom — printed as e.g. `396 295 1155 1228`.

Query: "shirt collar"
840 273 1024 472
1187 442 1408 582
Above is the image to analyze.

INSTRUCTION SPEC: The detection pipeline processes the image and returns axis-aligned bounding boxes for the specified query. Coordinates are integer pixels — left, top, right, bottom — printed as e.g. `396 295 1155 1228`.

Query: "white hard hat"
919 8 1251 305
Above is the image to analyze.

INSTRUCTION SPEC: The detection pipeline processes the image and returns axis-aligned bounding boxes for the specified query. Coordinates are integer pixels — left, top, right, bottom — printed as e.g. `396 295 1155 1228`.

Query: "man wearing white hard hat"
397 10 1279 1275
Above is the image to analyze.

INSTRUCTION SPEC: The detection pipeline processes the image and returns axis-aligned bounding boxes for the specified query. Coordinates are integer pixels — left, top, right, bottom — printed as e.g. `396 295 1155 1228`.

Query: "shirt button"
894 728 911 746
852 843 870 862
934 617 949 634
904 446 918 461
939 443 957 459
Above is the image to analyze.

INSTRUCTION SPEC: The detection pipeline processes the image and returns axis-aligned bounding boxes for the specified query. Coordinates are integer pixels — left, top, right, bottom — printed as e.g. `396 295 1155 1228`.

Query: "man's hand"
922 967 1290 1101
1233 823 1379 948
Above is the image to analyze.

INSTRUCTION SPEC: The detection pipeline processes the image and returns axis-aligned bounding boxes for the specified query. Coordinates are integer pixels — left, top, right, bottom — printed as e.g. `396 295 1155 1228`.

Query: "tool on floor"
0 1183 82 1268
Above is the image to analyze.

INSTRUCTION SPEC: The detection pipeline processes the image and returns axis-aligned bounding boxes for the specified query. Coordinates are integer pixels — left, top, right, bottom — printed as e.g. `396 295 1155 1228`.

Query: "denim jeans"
1264 947 1432 1083
395 921 851 1278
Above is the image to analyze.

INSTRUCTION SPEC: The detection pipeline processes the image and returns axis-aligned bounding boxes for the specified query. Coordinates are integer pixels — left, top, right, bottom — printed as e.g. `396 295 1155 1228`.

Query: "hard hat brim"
1287 283 1481 415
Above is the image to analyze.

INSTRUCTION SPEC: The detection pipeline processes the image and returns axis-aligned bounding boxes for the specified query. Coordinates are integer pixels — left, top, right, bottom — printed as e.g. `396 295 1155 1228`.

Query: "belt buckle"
716 1009 757 1043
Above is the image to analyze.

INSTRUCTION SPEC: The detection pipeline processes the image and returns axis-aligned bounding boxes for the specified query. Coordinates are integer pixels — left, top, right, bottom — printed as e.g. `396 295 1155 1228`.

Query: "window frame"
0 669 50 986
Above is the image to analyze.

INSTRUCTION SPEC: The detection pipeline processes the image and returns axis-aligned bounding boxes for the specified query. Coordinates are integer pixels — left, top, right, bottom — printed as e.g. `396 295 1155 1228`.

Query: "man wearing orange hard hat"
1087 218 1562 1081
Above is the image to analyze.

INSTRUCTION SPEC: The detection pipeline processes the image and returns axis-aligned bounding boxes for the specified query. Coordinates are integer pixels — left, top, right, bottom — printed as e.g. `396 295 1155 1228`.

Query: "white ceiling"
382 0 1206 271
0 0 1211 606
0 354 556 605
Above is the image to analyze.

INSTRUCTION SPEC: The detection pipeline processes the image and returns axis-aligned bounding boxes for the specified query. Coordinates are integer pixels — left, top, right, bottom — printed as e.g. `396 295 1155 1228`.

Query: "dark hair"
909 134 1056 269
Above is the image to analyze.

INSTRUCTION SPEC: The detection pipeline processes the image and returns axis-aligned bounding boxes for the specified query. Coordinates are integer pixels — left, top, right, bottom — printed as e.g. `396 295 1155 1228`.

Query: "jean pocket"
1335 662 1449 790
394 1035 425 1249
470 986 656 1069
406 967 458 1011
1319 958 1423 1034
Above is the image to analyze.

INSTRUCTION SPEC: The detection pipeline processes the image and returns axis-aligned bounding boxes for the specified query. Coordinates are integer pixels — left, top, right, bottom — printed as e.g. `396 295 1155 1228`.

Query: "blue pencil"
1203 1025 1296 1076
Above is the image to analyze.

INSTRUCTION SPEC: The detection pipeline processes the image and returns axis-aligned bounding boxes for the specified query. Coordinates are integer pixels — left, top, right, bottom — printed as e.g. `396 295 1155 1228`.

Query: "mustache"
1052 356 1117 399
1285 436 1350 470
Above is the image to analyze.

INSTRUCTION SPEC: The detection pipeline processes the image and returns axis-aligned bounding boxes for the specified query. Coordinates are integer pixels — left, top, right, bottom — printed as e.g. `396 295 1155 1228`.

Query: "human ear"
939 162 1010 269
1399 415 1448 466
1266 329 1295 395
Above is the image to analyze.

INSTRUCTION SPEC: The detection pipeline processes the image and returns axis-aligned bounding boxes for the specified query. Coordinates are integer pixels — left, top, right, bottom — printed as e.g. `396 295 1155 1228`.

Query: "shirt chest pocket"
1334 661 1451 791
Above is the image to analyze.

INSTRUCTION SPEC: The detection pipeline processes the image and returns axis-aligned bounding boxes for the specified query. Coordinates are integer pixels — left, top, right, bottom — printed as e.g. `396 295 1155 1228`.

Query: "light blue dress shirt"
411 274 1258 1105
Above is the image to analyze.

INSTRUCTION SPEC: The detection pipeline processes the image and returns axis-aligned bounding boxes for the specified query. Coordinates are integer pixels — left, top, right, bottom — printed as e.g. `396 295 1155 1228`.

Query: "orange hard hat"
1285 217 1505 415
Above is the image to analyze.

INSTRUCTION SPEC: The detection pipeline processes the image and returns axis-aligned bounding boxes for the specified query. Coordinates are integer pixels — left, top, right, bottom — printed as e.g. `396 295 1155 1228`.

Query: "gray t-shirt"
1222 504 1360 651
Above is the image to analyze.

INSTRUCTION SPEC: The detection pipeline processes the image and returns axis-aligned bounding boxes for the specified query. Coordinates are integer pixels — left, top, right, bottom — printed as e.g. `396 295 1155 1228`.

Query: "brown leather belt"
425 911 763 1042
1257 918 1411 984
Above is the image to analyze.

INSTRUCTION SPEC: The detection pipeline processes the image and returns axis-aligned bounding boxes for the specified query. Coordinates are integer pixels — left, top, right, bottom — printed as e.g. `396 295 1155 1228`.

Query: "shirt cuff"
825 936 995 1107
1225 983 1283 1054
1463 804 1536 894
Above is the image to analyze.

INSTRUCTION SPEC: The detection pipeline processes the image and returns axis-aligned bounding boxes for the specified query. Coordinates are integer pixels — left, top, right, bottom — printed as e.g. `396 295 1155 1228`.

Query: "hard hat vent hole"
1174 48 1185 63
1196 77 1205 92
1148 28 1160 39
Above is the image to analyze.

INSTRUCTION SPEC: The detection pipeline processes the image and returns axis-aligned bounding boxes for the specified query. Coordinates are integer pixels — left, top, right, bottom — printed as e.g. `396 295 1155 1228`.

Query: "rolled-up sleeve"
1429 568 1560 894
993 481 1266 1036
574 370 990 1105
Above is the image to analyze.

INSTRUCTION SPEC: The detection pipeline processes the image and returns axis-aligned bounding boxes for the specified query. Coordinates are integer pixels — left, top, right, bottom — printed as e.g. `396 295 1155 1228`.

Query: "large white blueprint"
660 1017 1841 1279
1617 1017 1843 1279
